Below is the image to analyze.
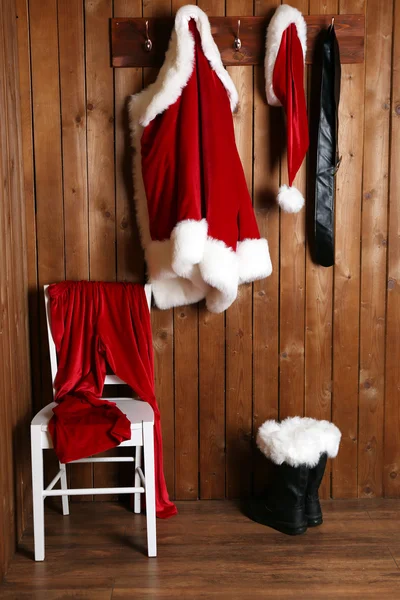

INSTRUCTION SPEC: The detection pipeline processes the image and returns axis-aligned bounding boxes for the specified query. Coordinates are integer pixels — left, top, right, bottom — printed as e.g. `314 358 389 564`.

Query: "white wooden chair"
30 284 157 560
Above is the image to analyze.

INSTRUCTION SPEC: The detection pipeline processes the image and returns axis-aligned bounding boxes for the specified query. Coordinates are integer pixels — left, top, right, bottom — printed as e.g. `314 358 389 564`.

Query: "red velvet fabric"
140 20 260 250
273 23 309 186
47 281 177 519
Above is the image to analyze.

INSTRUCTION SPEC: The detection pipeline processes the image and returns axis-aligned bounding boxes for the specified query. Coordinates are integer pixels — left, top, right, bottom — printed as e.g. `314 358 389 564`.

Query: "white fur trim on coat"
257 417 341 468
144 224 243 313
151 275 207 310
277 185 305 213
265 4 307 107
171 219 208 278
145 229 274 313
200 238 239 313
129 5 238 129
237 238 273 284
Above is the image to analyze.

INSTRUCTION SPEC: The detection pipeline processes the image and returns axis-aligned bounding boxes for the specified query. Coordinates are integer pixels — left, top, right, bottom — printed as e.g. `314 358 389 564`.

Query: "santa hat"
265 5 309 213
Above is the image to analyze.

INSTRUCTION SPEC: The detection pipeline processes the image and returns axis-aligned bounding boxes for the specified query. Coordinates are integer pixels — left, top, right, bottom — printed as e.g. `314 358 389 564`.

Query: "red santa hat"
129 6 272 313
265 5 309 213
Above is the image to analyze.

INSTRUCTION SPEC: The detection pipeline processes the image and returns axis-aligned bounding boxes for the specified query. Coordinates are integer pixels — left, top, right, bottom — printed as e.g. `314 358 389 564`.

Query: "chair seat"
31 398 154 431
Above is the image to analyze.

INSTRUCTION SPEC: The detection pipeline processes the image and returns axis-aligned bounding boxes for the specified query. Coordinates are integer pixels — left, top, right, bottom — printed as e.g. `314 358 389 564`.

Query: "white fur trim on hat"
277 184 305 213
265 4 307 107
256 417 341 468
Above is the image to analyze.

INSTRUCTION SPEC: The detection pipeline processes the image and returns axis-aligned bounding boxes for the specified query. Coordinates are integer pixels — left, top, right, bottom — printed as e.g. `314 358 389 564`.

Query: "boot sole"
307 517 323 527
249 511 307 536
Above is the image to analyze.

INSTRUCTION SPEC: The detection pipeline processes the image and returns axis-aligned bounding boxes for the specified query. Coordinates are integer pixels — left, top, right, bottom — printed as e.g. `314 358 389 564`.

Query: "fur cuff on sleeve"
256 417 341 468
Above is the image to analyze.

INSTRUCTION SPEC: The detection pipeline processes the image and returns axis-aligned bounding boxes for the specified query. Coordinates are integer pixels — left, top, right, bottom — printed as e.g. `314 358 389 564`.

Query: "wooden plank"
85 0 117 498
304 0 337 500
0 130 14 580
331 0 364 498
279 0 308 421
0 0 17 577
111 14 365 68
195 0 226 503
197 0 226 502
197 0 225 502
174 305 199 499
225 0 253 499
171 0 199 500
58 0 92 500
86 0 116 282
384 0 400 498
142 0 175 500
152 309 175 498
0 0 32 574
358 0 393 498
29 0 64 288
114 0 143 496
59 0 89 281
3 0 32 539
115 1 144 284
252 0 280 495
15 0 42 420
2 0 18 530
199 309 225 499
171 0 187 10
29 0 65 412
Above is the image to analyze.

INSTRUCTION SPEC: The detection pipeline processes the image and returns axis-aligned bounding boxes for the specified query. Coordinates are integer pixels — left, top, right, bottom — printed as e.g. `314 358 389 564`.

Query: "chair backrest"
44 283 152 398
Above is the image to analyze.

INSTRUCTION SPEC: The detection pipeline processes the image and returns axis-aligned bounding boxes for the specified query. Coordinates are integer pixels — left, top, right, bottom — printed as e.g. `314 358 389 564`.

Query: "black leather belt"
313 23 341 267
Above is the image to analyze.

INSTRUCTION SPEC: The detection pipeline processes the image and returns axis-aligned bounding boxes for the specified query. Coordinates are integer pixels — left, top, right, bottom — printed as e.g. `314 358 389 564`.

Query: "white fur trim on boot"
256 417 342 468
277 185 305 213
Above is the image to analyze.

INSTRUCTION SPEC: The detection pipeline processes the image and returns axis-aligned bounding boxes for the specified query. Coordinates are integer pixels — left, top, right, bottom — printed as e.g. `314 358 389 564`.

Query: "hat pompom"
277 185 305 213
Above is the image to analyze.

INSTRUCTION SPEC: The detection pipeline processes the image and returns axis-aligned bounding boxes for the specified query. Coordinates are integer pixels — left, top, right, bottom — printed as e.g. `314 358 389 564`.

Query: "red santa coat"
129 6 272 313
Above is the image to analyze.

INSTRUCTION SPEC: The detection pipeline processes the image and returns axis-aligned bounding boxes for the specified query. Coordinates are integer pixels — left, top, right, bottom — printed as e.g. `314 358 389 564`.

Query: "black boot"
247 462 309 535
305 452 327 527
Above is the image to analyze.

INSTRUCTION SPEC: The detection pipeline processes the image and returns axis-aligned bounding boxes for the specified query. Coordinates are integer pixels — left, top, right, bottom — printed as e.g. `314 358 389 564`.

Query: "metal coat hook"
234 19 241 51
144 20 152 52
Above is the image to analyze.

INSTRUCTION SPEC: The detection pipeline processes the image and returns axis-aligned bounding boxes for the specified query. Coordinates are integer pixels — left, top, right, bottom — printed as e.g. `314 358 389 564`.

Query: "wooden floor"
1 499 400 599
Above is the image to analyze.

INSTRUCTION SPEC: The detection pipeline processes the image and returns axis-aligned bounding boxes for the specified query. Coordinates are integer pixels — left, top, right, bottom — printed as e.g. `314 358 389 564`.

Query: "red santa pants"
47 281 176 519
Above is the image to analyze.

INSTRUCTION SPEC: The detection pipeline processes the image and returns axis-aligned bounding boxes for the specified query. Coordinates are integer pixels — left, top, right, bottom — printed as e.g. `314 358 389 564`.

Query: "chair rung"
136 466 145 487
68 456 135 464
45 470 62 492
43 486 144 497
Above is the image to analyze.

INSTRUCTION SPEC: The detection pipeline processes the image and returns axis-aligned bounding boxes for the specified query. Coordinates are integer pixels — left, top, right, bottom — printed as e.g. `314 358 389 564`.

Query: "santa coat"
129 5 272 313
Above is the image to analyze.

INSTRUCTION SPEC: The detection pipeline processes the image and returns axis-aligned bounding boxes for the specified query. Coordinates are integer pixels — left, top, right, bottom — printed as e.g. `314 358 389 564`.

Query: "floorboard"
1 500 400 599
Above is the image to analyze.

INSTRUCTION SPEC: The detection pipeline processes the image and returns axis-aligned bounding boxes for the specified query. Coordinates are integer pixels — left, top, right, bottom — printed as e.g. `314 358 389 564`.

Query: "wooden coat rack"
111 15 365 68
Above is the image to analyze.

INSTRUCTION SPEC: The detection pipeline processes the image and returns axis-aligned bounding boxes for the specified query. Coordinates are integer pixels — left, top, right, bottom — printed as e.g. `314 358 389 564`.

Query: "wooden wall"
15 0 400 502
0 0 33 581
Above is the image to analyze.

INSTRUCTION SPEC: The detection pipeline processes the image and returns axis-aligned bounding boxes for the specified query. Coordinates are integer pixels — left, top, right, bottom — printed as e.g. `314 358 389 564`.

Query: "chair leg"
31 426 45 561
59 462 69 516
134 445 142 514
143 422 157 558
